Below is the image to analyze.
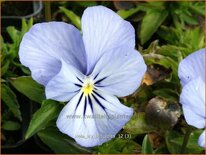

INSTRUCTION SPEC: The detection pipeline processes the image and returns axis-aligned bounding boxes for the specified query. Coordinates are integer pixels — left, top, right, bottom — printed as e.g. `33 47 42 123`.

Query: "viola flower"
178 48 205 147
19 6 146 147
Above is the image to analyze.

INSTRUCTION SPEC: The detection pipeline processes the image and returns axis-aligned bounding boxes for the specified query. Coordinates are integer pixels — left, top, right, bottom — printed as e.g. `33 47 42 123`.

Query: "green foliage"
141 135 153 154
117 7 140 19
37 127 92 154
1 18 33 145
124 112 156 135
1 18 33 77
2 121 21 131
165 130 205 154
59 7 81 30
25 100 62 139
157 26 204 53
95 138 141 154
1 84 22 121
10 76 45 104
139 10 168 45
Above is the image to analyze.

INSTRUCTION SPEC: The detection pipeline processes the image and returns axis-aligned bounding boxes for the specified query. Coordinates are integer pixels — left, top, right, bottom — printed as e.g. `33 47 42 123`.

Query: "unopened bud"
145 97 181 130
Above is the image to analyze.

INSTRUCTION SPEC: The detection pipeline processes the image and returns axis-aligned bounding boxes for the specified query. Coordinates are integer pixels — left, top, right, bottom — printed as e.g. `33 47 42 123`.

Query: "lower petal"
56 90 133 147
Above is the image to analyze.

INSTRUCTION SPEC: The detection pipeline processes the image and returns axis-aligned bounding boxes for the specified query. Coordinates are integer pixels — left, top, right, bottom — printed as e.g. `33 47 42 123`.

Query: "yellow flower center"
81 78 94 96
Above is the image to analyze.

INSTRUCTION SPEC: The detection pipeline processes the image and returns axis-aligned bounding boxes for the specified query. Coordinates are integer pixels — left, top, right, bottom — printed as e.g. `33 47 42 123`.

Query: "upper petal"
198 130 205 148
91 46 147 97
56 90 133 147
180 77 205 128
19 22 86 85
178 48 205 87
45 60 84 102
81 6 135 74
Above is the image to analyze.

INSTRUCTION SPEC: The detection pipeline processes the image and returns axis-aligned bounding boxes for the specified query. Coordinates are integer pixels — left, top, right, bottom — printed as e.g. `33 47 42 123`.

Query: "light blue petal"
19 22 86 85
81 6 135 74
180 77 205 128
198 130 205 148
57 89 133 147
182 106 205 129
90 46 146 97
45 60 84 102
178 48 205 87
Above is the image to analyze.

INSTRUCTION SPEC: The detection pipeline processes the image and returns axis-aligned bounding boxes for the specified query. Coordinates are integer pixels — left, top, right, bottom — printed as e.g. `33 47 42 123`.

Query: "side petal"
57 90 133 147
178 48 205 87
198 130 205 148
182 106 205 129
82 6 135 74
91 46 147 97
45 60 84 102
19 22 86 85
180 77 205 128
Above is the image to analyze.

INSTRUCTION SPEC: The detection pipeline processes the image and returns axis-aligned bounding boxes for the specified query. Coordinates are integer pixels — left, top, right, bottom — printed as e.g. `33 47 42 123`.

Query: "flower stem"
180 127 193 153
44 1 51 21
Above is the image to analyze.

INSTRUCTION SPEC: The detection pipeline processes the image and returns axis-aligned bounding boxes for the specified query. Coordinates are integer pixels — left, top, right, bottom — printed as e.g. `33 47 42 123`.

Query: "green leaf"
95 138 141 154
60 7 81 30
25 100 62 139
152 88 178 101
139 10 168 44
1 60 10 76
157 26 204 52
181 13 199 25
117 7 140 19
143 53 175 69
37 127 91 154
141 135 153 154
1 35 8 55
2 121 21 131
183 27 205 51
6 26 20 44
1 84 22 121
189 2 205 16
21 18 28 34
157 26 180 45
165 130 204 154
27 18 34 29
124 112 155 135
156 45 185 62
138 2 165 12
21 18 33 35
143 53 179 81
10 76 45 104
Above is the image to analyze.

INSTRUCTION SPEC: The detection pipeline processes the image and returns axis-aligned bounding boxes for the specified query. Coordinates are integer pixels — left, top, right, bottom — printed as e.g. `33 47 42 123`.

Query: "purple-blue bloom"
19 6 146 147
178 48 205 148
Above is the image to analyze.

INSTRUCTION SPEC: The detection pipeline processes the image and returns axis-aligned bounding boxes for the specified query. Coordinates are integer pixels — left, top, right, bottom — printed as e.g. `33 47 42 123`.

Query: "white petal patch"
178 48 205 87
82 6 135 74
198 130 205 148
19 22 86 85
180 77 205 128
91 46 146 97
45 60 85 102
56 89 133 147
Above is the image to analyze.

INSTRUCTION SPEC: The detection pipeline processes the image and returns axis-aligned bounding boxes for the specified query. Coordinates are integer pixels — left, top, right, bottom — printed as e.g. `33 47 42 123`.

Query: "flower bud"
145 97 181 130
